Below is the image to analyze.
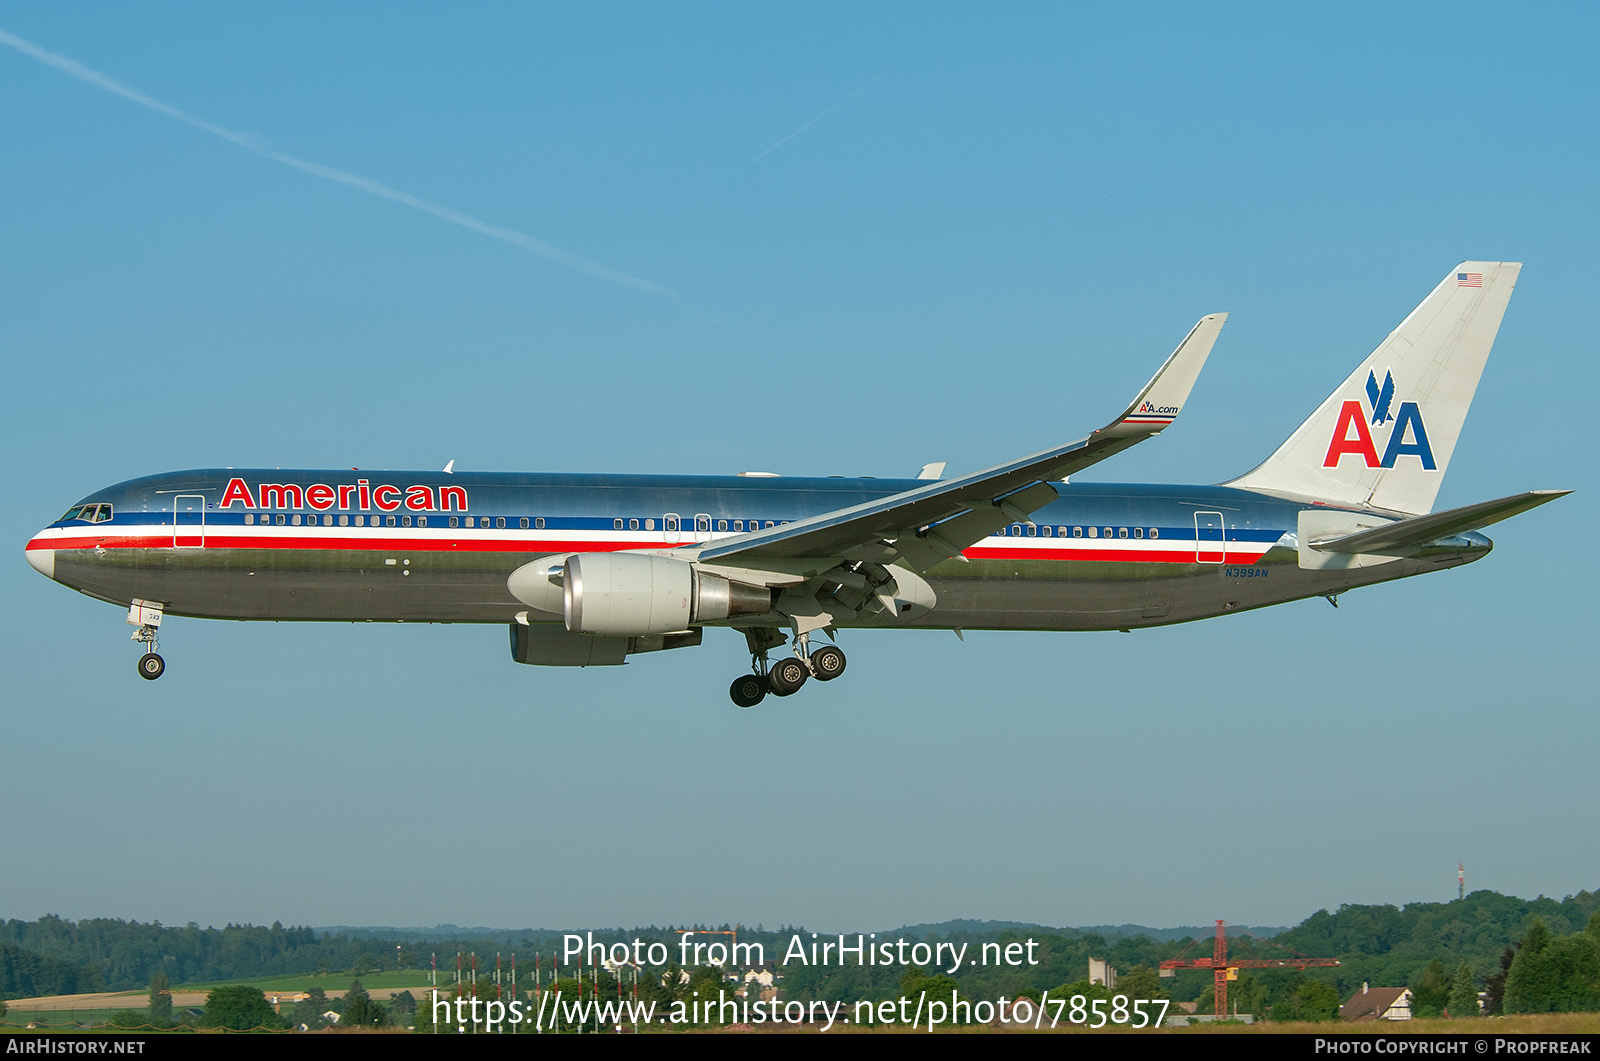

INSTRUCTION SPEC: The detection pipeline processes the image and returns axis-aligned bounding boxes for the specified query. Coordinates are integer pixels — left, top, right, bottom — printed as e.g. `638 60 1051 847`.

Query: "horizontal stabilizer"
1310 490 1570 555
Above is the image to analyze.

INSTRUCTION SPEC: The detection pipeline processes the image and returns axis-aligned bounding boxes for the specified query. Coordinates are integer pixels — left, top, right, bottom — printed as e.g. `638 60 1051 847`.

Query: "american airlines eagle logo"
1365 369 1396 425
1323 368 1436 470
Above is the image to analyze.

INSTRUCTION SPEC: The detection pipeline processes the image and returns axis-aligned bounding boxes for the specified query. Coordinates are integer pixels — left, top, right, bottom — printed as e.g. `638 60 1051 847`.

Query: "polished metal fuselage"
28 469 1491 633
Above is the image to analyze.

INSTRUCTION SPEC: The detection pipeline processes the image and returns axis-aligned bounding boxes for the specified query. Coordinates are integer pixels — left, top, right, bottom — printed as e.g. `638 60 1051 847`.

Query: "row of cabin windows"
238 513 789 532
1003 524 1160 539
612 518 784 532
231 512 1155 539
243 513 540 529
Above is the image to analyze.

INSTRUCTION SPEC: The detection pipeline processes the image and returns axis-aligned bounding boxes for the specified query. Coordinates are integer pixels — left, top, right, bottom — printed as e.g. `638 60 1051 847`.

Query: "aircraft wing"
693 314 1226 574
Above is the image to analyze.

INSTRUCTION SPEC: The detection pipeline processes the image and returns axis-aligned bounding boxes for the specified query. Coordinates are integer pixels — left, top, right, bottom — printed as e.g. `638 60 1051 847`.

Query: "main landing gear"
729 629 847 708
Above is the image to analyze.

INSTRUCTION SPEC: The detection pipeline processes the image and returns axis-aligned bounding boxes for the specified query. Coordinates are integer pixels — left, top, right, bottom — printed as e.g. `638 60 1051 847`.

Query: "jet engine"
507 553 773 637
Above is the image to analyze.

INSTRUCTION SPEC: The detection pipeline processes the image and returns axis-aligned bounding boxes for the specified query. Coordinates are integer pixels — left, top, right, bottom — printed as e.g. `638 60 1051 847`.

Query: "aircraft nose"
25 537 55 580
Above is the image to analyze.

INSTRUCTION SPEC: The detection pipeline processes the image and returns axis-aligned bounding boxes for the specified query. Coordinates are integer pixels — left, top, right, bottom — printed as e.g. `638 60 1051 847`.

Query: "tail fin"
1226 262 1521 514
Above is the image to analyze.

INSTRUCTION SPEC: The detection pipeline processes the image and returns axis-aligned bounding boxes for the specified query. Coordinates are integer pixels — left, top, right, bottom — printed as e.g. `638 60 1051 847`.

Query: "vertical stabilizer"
1226 262 1520 514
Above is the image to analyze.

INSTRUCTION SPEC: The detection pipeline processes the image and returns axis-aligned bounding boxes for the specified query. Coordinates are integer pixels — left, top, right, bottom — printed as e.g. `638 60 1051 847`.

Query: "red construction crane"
1159 920 1340 1018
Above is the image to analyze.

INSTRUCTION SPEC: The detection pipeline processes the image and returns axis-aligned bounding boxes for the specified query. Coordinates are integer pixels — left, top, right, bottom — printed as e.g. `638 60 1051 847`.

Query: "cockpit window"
60 504 112 523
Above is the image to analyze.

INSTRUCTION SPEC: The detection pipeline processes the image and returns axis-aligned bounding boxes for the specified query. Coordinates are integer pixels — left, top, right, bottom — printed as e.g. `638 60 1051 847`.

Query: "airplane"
25 261 1568 707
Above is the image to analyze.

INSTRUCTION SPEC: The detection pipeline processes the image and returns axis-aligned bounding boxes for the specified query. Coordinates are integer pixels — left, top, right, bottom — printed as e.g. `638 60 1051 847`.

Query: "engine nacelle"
560 553 773 637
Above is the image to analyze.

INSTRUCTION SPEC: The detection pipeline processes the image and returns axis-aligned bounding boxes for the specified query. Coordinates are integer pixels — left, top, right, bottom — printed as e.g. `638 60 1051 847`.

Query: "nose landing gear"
128 599 166 681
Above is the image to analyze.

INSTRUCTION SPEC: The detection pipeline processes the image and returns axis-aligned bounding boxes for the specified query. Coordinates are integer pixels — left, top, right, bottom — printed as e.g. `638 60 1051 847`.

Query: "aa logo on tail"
1323 369 1436 470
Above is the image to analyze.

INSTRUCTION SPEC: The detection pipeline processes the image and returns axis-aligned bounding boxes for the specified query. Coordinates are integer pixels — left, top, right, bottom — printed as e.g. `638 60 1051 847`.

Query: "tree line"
3 891 1596 1022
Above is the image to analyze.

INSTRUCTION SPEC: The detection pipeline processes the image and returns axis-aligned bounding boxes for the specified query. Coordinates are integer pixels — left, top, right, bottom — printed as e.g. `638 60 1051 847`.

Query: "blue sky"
2 4 1594 935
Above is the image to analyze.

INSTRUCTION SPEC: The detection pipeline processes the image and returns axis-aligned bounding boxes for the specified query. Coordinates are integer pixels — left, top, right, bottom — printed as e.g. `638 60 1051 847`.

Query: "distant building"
1089 957 1117 989
1340 983 1412 1022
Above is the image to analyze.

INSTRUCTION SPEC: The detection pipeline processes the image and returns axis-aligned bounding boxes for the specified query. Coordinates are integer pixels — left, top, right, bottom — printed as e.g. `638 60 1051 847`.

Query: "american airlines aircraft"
26 262 1566 706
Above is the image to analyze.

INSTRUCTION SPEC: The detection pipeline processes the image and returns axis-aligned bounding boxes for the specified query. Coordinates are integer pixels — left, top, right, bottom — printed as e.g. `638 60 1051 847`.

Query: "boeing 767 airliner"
26 262 1567 706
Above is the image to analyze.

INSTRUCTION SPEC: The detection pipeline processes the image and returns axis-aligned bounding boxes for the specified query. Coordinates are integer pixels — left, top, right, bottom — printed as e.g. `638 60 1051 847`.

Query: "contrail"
0 27 672 295
752 73 885 163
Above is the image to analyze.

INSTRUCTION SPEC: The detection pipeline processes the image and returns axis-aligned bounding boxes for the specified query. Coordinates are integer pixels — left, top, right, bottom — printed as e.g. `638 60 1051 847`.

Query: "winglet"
1099 314 1227 438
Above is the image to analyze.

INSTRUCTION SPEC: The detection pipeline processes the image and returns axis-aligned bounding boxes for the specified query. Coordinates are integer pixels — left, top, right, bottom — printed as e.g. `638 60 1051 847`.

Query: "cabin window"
766 521 776 528
520 517 529 529
644 518 653 531
1103 527 1113 539
384 515 394 527
1087 526 1097 538
1118 527 1128 538
1150 528 1159 539
630 519 639 531
1072 526 1082 537
276 514 286 526
418 516 428 527
1134 527 1143 538
496 517 506 529
1042 526 1052 537
535 517 545 529
244 514 255 525
1027 524 1037 537
717 520 727 532
290 514 302 526
401 515 412 527
614 518 624 530
449 516 459 528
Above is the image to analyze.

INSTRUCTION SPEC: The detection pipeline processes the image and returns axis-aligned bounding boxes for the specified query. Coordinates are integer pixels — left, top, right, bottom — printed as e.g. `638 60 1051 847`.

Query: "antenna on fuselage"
443 460 455 474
